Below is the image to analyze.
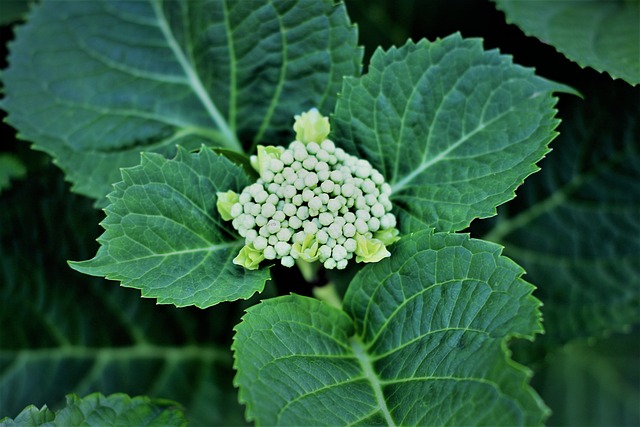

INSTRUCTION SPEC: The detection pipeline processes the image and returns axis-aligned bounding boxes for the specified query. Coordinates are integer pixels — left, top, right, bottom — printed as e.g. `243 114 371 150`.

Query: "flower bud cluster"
217 109 399 271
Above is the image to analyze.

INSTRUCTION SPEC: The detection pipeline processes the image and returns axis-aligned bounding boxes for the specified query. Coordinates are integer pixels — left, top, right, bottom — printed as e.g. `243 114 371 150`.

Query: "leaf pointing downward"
71 147 270 308
233 230 547 426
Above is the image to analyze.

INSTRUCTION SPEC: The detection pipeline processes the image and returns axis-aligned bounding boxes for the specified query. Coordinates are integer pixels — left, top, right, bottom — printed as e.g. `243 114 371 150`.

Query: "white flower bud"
319 212 334 226
268 235 278 246
230 203 243 218
368 217 381 232
296 206 310 220
337 259 348 269
283 203 297 217
380 213 397 229
343 223 356 238
320 140 335 153
280 150 294 165
319 245 332 260
354 218 369 234
309 196 323 211
371 203 385 218
255 215 268 227
344 238 356 252
328 223 343 240
324 258 337 269
341 183 356 198
304 172 319 188
261 203 276 218
332 245 347 261
281 256 295 267
253 236 268 250
264 245 276 260
289 216 302 229
302 156 317 171
316 229 329 244
277 228 293 242
275 242 291 257
306 141 320 154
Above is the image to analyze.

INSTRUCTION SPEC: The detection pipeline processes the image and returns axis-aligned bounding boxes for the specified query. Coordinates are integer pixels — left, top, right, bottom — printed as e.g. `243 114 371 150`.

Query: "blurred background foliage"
1 0 638 425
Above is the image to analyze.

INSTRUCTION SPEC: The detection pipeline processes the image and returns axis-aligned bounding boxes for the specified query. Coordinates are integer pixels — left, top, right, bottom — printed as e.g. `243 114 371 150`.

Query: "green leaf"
2 393 187 427
0 153 26 193
531 330 640 427
1 0 361 204
493 0 640 86
233 230 547 426
0 0 31 26
332 34 575 233
0 405 55 427
484 89 640 343
70 146 269 308
0 165 248 426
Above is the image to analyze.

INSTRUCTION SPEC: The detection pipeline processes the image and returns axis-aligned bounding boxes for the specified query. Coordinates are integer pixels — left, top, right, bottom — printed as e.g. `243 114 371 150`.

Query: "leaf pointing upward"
333 34 575 233
1 0 361 203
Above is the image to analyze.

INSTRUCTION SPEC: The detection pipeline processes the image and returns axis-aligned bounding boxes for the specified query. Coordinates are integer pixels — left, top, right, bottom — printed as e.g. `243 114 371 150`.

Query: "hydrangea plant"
1 0 638 426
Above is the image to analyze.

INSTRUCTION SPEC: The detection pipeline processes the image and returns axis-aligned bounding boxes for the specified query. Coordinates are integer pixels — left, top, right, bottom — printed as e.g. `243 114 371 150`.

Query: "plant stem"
312 282 342 310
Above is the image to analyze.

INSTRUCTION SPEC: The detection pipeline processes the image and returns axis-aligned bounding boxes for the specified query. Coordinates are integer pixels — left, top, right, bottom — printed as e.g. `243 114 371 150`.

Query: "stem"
296 259 321 283
312 282 342 310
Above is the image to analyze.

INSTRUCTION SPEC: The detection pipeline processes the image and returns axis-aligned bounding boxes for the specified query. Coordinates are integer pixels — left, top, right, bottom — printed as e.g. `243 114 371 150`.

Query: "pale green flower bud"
216 190 239 221
233 244 265 270
291 233 319 262
374 227 400 246
354 233 390 263
250 145 284 181
293 108 330 144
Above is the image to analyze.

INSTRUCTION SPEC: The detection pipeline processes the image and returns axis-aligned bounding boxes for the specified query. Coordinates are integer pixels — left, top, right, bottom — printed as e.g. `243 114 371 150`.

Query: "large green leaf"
332 34 574 233
233 230 547 426
1 0 361 204
70 146 269 308
2 393 187 427
493 0 640 86
0 165 247 426
484 89 640 344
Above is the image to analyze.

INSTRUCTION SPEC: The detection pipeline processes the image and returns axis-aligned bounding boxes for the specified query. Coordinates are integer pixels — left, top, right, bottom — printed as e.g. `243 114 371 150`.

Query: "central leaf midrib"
350 336 396 427
150 0 241 152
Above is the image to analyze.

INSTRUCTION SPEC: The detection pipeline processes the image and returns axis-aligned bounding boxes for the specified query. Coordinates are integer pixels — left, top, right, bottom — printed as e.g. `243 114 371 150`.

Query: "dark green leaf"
484 89 640 343
1 0 361 203
0 165 247 426
2 393 187 427
494 0 640 86
233 230 547 426
0 0 31 26
70 146 270 308
332 34 575 233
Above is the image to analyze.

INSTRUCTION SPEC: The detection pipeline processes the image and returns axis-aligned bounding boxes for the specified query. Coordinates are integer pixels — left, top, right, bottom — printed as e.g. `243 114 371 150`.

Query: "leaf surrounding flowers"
233 230 548 426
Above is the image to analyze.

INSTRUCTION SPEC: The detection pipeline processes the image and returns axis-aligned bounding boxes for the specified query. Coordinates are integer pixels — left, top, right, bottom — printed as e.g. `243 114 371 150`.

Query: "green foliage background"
1 0 638 426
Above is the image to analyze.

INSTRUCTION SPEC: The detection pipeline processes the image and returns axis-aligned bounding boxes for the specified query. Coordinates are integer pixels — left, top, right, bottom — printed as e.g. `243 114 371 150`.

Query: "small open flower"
233 244 265 270
293 108 330 144
354 233 390 263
